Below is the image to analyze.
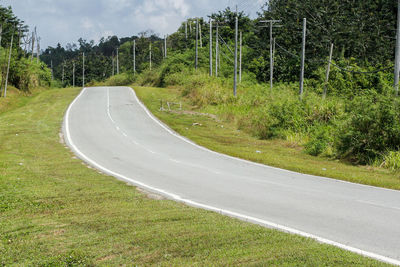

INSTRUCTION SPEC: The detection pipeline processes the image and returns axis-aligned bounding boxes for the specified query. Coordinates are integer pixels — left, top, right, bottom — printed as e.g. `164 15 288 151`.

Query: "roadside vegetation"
131 56 400 173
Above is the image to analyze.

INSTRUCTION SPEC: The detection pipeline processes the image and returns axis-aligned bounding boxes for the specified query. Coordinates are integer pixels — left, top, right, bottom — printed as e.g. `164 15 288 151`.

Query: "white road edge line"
64 87 400 266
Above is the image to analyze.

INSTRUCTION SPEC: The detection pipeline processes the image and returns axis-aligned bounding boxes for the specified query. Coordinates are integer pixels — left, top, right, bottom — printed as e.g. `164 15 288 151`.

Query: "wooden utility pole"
195 18 198 70
215 23 219 77
299 18 307 99
209 19 212 76
4 34 13 98
394 0 400 95
323 43 334 99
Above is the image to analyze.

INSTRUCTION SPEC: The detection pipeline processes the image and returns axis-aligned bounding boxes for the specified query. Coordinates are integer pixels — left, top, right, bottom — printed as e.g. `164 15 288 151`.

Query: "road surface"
63 86 400 265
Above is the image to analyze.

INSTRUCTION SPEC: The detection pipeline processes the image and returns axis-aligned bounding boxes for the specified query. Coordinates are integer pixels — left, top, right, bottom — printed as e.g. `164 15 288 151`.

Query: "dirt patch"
137 187 166 200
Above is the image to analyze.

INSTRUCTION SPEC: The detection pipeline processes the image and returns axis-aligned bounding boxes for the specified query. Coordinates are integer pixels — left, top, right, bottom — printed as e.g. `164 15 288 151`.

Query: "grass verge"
0 86 389 266
133 86 400 190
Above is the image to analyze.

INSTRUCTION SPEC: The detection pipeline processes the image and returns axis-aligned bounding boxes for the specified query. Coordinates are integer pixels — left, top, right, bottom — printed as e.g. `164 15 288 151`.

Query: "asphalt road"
63 86 400 265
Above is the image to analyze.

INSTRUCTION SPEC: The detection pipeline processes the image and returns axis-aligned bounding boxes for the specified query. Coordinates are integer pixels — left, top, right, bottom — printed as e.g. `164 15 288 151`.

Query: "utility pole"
82 52 85 87
209 19 213 76
195 18 198 70
116 48 119 74
215 23 219 77
269 22 273 90
394 0 400 95
73 62 75 87
36 37 40 64
133 39 136 74
259 20 281 91
4 34 13 98
233 11 238 97
112 52 115 76
323 43 334 99
239 31 242 83
149 43 152 70
299 18 307 99
199 21 202 48
164 35 167 58
30 29 35 62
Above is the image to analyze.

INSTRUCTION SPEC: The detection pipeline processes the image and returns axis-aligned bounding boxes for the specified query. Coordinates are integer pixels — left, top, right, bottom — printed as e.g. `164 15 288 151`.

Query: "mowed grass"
0 87 389 266
133 86 400 190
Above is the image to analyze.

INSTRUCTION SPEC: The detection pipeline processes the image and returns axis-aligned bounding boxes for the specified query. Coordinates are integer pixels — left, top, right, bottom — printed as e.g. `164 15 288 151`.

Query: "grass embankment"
0 88 388 265
134 86 400 190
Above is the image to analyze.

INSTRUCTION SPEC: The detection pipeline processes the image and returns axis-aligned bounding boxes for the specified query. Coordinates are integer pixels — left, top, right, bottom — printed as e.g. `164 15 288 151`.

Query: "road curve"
63 86 400 265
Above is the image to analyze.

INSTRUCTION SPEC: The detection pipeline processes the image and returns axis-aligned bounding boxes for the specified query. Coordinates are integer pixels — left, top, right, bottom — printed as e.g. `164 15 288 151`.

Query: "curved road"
63 86 400 265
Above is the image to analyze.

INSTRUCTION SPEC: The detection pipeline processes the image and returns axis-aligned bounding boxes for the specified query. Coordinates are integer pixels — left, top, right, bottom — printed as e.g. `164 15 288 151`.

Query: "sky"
1 0 264 49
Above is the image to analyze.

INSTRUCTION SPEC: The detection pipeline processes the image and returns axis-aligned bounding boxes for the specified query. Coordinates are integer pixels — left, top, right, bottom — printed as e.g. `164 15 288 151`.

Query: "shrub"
335 95 400 164
104 73 134 86
305 126 333 156
312 59 393 98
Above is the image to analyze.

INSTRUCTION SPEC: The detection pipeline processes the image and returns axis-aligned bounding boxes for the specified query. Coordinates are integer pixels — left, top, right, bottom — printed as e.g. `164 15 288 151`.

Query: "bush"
335 95 400 164
104 73 134 86
312 59 393 98
7 51 51 92
136 69 161 87
305 126 333 156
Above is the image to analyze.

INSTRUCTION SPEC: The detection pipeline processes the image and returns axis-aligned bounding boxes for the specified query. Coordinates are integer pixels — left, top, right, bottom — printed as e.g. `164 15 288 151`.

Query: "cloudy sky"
2 0 264 49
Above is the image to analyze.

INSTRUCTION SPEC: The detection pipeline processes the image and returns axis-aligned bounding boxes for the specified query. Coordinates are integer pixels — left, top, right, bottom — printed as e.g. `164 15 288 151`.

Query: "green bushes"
104 73 134 86
4 49 52 92
335 95 400 164
311 59 393 98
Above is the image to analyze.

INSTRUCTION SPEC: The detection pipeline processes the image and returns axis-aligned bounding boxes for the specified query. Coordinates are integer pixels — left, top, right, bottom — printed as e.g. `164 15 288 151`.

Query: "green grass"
134 86 400 190
0 86 390 266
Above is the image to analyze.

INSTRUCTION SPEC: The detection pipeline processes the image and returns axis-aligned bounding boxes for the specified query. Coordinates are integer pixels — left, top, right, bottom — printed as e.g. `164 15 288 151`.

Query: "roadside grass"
0 86 47 114
133 86 400 190
0 87 388 265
